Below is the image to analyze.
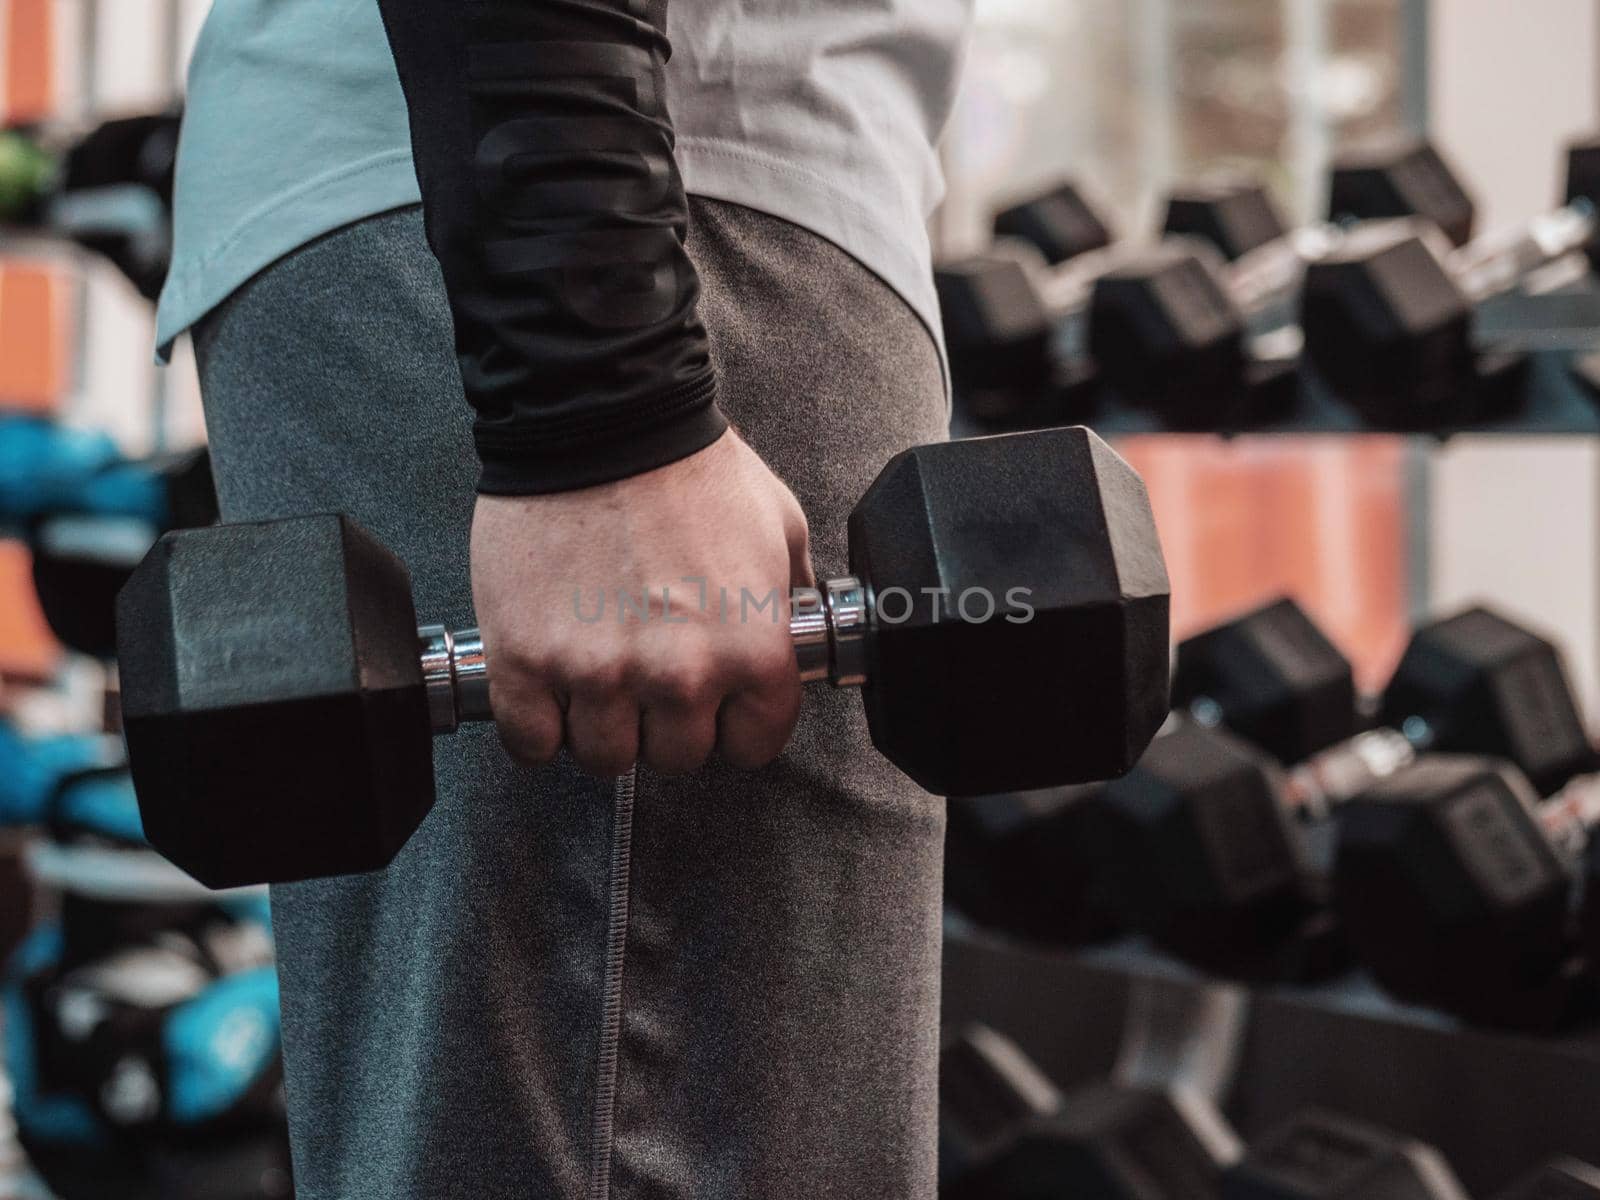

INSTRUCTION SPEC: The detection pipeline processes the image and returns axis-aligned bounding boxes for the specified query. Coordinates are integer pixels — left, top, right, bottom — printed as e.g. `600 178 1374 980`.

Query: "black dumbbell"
951 174 1313 430
1223 1109 1470 1200
1493 1158 1600 1199
28 446 216 659
936 255 1075 416
1334 752 1600 1028
0 417 212 528
116 427 1171 889
1089 172 1365 428
939 181 1127 423
1172 596 1356 766
1143 599 1593 983
1328 135 1600 264
0 111 179 300
1094 138 1562 430
1099 143 1478 429
940 1022 1241 1199
1170 598 1600 1023
1093 715 1350 982
970 175 1310 430
1165 179 1306 265
1175 599 1595 798
993 179 1116 267
1327 139 1478 247
1303 137 1600 427
943 785 1129 948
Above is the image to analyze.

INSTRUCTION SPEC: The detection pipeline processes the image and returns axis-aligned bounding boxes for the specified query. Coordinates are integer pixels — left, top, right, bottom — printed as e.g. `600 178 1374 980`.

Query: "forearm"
374 0 725 494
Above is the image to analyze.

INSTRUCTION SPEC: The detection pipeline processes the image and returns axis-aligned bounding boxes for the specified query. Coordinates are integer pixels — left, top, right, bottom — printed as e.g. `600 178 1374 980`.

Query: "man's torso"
157 0 971 362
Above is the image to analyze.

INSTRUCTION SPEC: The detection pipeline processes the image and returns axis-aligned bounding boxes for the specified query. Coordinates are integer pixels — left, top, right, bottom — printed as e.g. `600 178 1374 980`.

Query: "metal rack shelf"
943 927 1600 1194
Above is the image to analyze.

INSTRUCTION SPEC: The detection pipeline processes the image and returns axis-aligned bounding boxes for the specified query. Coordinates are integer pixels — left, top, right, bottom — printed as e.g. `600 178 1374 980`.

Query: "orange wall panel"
0 0 66 678
1120 436 1410 693
0 265 69 410
5 0 53 124
0 539 59 682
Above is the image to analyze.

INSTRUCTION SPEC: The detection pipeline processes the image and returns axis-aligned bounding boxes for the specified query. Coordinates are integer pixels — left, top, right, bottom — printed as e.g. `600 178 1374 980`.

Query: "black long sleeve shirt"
374 0 726 494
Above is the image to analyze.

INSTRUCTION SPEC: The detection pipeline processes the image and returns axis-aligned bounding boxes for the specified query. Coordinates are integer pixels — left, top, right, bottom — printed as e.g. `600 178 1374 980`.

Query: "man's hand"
471 432 813 777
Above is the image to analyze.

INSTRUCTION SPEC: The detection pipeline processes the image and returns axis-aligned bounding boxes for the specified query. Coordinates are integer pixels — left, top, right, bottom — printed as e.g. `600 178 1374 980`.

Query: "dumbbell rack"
944 926 1600 1196
952 280 1600 439
943 230 1600 1192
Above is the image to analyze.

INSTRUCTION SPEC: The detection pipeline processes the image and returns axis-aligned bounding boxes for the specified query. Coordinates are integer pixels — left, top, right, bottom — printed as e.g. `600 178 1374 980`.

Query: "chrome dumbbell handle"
420 575 871 735
418 625 491 734
1449 199 1597 306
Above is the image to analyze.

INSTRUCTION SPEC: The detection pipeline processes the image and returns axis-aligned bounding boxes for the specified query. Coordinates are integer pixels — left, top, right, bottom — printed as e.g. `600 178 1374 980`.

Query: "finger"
640 700 720 775
718 671 803 770
490 678 565 768
565 689 642 778
786 503 815 590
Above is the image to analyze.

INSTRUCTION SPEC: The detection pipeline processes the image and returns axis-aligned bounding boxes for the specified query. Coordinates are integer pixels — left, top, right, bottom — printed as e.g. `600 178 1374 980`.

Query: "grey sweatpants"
193 200 949 1200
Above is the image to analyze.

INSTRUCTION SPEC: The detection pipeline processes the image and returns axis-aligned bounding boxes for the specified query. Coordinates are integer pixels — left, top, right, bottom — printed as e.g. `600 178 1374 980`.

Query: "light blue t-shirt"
157 0 971 365
156 0 418 357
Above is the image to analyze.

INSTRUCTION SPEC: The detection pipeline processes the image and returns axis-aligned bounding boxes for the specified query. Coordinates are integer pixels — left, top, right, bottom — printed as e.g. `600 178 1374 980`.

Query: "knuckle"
654 662 718 709
643 638 725 708
735 632 799 690
566 650 631 698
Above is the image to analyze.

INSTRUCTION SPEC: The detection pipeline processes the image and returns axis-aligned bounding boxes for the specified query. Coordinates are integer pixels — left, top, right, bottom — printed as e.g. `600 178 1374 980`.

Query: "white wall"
1430 0 1598 236
1425 1 1600 717
1429 438 1600 716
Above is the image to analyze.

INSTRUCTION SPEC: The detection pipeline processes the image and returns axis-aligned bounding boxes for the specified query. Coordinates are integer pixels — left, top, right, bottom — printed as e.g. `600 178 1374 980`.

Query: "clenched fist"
471 431 813 777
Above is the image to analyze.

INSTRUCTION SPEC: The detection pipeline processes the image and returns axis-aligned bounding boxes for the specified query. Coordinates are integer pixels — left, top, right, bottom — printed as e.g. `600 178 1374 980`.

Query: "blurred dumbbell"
1090 173 1353 427
954 171 1337 431
940 1023 1240 1199
1096 142 1481 430
1172 596 1357 766
117 427 1171 888
993 178 1116 267
1142 599 1594 986
1335 752 1600 1028
955 175 1310 430
29 449 217 660
1093 715 1351 981
943 786 1128 948
1175 599 1595 798
0 417 213 529
1088 172 1360 428
936 255 1075 420
4 922 281 1148
1303 136 1600 426
0 111 179 300
940 180 1128 423
0 416 216 657
1222 1109 1469 1200
1164 179 1305 265
1172 601 1600 1024
0 718 123 829
1326 139 1478 247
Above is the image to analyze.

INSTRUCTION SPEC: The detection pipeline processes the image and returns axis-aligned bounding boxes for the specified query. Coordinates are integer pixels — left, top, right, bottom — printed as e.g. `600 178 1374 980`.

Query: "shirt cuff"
473 371 727 495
